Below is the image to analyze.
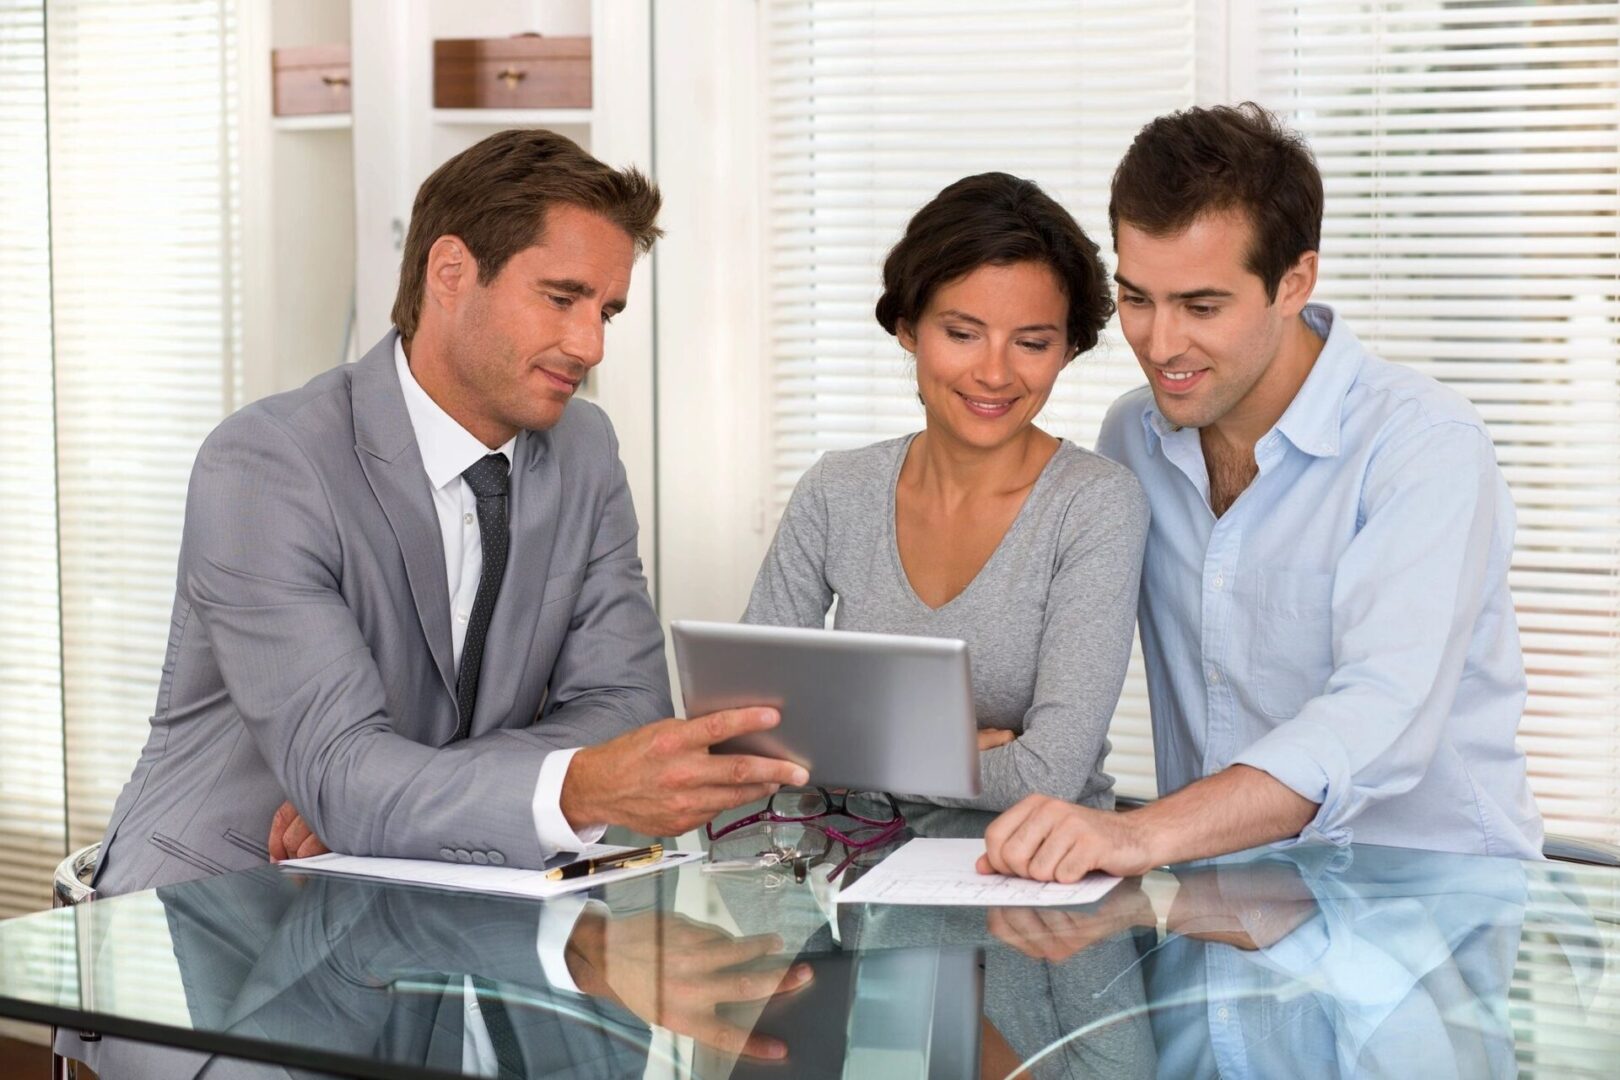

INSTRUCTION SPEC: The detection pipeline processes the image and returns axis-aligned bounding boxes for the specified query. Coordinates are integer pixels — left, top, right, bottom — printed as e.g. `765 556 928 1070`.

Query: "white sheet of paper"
280 844 703 899
835 838 1120 907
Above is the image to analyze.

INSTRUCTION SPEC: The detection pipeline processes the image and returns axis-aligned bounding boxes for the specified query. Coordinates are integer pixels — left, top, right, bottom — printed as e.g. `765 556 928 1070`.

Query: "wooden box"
271 45 352 116
434 36 592 110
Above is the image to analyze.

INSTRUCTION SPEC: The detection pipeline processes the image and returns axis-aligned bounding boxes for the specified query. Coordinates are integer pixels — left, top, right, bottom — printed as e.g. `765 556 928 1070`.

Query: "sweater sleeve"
742 456 835 628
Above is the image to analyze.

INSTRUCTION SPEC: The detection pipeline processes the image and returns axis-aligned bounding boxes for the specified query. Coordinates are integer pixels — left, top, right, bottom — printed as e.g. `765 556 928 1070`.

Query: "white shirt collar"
393 337 516 490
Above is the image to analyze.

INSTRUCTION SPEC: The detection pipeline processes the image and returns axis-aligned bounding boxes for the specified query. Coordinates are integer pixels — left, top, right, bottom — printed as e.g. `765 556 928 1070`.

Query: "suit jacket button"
439 848 455 861
487 851 505 866
455 849 472 863
471 851 489 865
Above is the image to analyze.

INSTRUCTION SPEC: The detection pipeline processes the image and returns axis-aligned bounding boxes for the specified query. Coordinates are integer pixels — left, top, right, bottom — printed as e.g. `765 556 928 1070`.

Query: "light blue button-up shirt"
1096 304 1543 859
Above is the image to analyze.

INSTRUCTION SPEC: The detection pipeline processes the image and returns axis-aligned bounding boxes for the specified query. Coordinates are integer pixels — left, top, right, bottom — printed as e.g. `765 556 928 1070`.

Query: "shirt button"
456 611 468 624
1208 667 1221 684
463 512 475 526
1217 1006 1230 1022
1212 573 1224 590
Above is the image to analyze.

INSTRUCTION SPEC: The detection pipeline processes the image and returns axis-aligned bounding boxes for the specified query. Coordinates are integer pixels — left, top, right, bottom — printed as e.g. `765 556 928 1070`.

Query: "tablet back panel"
672 620 980 799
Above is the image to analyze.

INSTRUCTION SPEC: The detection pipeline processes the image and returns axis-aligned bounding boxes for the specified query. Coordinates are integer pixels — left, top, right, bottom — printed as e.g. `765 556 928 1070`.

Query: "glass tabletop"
2 800 1617 1079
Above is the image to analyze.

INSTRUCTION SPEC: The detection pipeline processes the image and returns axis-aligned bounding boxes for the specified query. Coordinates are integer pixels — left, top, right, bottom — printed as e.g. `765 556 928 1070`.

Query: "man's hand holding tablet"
562 708 810 836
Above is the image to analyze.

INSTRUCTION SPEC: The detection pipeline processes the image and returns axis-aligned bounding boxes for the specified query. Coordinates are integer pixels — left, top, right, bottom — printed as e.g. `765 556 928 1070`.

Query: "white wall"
650 0 770 623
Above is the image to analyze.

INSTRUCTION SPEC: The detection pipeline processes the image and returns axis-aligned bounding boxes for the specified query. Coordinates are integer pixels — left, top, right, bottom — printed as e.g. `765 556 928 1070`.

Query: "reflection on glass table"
0 799 1615 1078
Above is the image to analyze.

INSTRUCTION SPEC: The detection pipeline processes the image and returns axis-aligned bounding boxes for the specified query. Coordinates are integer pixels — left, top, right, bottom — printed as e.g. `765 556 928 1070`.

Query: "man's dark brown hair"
1109 103 1322 301
392 128 662 339
876 172 1114 355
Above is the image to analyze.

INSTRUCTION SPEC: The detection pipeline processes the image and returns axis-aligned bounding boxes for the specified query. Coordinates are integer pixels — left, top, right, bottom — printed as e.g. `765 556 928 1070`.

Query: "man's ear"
896 318 918 354
424 235 478 315
1274 250 1318 319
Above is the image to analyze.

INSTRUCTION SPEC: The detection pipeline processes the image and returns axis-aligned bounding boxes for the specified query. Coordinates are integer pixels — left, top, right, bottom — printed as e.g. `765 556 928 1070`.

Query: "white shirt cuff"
536 895 609 994
532 746 607 854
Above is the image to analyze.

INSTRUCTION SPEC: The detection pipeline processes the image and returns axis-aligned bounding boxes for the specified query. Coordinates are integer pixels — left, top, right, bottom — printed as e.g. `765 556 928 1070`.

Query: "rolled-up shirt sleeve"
1232 421 1508 846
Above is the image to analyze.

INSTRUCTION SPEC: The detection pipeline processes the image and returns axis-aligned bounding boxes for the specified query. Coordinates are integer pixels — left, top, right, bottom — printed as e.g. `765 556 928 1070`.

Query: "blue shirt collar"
1139 302 1365 459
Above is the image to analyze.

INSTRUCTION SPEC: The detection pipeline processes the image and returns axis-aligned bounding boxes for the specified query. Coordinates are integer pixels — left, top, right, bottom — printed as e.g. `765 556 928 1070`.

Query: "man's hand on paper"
977 728 1016 752
561 708 810 837
564 910 812 1061
977 795 1155 882
986 878 1158 963
268 800 331 863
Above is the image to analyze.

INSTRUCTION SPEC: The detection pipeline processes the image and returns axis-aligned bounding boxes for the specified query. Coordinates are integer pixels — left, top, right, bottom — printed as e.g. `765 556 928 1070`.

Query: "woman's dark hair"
1109 103 1322 301
875 172 1113 355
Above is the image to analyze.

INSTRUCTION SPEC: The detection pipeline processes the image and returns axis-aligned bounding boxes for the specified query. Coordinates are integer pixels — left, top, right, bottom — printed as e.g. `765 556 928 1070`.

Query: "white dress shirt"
394 341 599 1070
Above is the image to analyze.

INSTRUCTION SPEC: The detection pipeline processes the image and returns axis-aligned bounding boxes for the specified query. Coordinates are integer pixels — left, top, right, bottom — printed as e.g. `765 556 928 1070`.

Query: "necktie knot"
462 453 509 499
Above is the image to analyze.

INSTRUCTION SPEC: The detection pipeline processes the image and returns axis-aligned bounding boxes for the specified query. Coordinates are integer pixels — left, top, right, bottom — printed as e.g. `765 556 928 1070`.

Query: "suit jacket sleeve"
528 406 672 744
184 407 566 869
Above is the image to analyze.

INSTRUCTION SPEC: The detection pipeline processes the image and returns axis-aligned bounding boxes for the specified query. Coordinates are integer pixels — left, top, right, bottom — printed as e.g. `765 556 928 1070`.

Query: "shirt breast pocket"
1251 570 1335 719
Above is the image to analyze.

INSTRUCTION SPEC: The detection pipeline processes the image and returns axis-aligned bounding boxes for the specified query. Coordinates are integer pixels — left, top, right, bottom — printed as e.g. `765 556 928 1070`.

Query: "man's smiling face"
448 203 634 436
1114 209 1299 434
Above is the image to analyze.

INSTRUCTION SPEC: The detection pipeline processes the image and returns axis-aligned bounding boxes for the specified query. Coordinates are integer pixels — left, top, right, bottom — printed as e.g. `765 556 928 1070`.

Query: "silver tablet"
671 620 980 799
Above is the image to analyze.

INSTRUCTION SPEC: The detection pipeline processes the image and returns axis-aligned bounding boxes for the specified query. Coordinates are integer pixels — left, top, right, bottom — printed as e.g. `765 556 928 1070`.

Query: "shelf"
432 107 593 128
273 113 352 132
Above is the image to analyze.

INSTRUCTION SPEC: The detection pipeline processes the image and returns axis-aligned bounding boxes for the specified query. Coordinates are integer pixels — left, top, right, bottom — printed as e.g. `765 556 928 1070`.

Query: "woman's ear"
897 318 918 354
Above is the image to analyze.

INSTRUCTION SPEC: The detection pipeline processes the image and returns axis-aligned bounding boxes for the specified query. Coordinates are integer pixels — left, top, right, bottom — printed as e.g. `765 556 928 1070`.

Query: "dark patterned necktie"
471 975 528 1078
454 453 510 741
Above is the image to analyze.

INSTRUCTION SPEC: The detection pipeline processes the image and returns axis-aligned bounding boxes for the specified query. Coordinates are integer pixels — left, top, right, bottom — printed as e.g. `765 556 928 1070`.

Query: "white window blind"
0 0 241 918
0 0 66 920
1255 0 1620 845
47 0 242 855
764 0 1194 797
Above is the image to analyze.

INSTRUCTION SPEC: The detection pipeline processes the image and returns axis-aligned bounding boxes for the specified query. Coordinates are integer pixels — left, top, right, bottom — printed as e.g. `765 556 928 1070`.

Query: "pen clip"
621 852 663 869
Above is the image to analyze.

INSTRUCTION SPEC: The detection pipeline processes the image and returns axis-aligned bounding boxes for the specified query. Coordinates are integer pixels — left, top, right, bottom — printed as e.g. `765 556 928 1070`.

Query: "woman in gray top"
744 173 1150 812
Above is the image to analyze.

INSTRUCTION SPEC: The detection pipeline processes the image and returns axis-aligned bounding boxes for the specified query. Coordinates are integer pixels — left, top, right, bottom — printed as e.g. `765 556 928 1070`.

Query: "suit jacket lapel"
351 332 457 707
472 427 561 732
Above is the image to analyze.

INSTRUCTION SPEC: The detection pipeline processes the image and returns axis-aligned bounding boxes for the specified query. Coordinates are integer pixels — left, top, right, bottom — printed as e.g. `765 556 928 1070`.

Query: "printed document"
281 844 702 899
835 838 1119 907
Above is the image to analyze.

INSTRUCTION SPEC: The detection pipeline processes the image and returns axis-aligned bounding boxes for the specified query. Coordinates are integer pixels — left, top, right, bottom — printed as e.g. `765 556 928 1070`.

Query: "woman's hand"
977 728 1016 752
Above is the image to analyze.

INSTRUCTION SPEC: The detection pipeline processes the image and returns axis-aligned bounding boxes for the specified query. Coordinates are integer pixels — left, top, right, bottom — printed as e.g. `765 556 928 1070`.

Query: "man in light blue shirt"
980 104 1542 883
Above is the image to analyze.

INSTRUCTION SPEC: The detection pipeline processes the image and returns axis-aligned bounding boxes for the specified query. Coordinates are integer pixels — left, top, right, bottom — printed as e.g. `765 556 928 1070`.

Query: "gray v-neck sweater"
743 434 1149 812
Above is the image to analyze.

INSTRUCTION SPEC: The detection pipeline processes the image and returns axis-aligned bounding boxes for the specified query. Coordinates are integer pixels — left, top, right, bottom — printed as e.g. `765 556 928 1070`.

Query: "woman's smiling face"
899 260 1074 452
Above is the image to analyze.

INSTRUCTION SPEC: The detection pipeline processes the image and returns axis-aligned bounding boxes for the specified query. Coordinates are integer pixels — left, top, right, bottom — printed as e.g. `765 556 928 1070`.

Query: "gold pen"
545 843 664 881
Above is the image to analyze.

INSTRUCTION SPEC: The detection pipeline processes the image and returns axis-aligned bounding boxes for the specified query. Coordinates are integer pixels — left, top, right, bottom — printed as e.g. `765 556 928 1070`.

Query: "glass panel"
44 0 243 852
0 0 66 921
4 809 1618 1077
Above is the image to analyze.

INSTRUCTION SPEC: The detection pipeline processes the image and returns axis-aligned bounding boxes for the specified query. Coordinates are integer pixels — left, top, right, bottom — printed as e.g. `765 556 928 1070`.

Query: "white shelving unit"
229 0 659 596
270 113 353 132
431 107 594 128
239 0 358 405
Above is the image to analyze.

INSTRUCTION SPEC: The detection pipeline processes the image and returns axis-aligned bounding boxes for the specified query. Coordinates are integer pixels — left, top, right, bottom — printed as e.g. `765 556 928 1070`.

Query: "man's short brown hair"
391 128 662 339
1108 103 1322 301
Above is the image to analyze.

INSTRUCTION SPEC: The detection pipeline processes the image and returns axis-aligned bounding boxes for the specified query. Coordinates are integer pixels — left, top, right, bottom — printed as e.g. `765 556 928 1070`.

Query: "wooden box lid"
272 44 351 72
434 35 591 63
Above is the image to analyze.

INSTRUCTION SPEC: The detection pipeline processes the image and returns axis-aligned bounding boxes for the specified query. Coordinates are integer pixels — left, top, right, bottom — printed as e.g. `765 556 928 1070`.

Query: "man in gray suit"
91 128 807 897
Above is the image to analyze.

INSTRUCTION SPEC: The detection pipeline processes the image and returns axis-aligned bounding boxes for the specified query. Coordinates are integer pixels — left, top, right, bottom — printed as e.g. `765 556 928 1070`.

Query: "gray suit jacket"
92 330 671 896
